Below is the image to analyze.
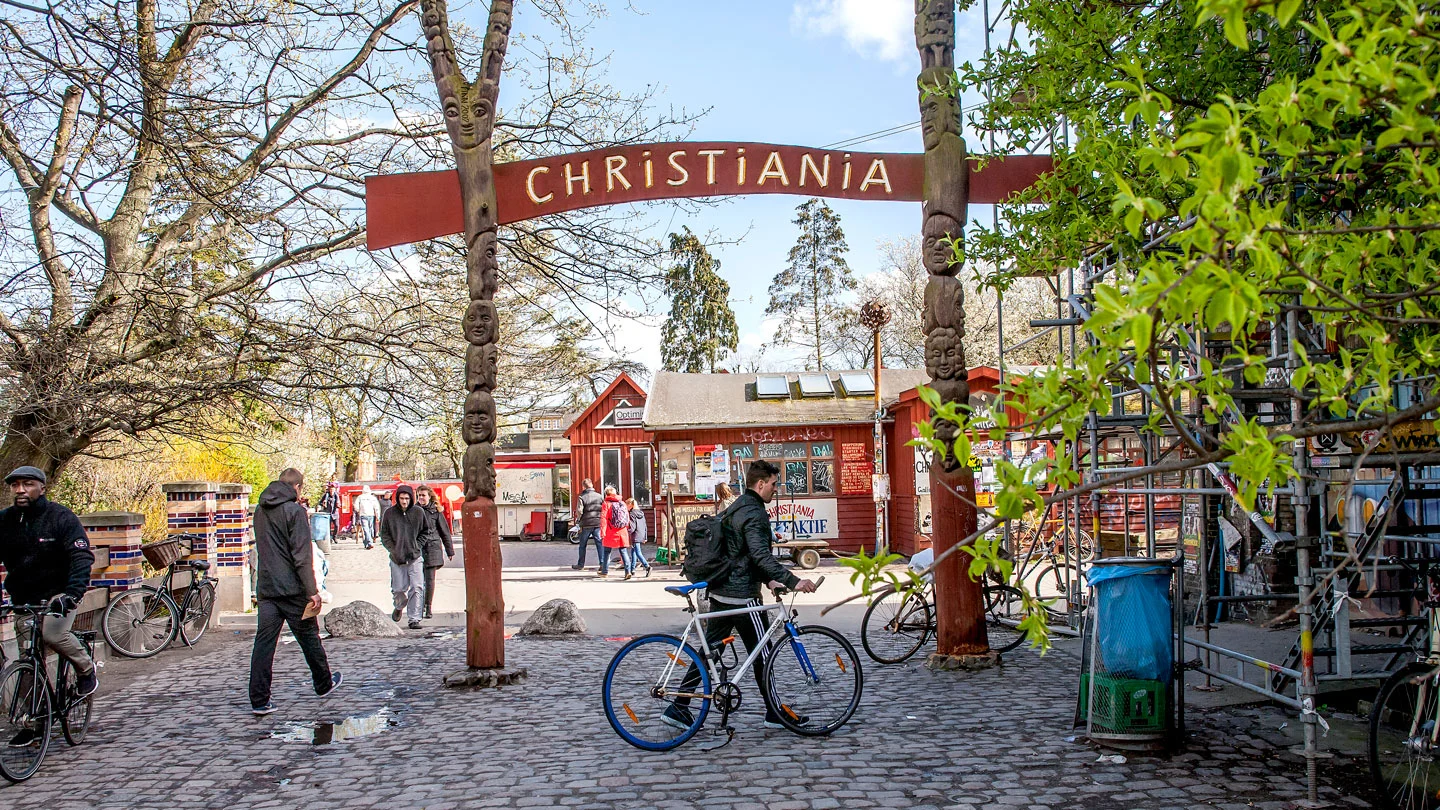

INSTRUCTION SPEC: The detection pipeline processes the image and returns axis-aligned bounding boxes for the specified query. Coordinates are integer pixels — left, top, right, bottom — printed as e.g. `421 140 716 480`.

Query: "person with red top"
598 486 629 579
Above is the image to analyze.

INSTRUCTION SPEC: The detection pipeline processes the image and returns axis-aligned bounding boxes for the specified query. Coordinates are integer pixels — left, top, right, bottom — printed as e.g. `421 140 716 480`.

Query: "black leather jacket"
709 489 798 600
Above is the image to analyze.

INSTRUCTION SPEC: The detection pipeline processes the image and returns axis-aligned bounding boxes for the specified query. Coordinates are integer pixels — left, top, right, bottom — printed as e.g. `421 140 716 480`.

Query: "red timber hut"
563 372 656 533
643 368 929 555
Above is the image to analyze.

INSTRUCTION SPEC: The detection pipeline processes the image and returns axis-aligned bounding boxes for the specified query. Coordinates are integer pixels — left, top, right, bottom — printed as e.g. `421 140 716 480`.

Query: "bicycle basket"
140 536 186 569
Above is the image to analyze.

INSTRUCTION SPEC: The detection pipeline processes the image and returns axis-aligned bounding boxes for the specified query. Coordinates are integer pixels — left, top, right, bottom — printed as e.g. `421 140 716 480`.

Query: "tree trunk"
344 458 360 481
0 414 87 507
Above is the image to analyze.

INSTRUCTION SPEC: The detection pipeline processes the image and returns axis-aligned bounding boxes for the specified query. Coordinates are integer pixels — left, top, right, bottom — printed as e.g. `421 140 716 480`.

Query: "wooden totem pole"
916 1 990 664
421 0 511 670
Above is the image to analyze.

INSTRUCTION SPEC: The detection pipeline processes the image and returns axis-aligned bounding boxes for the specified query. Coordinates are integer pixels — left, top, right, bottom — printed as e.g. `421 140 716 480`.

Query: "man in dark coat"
249 468 341 715
380 483 426 629
415 485 454 619
0 465 99 746
571 478 605 572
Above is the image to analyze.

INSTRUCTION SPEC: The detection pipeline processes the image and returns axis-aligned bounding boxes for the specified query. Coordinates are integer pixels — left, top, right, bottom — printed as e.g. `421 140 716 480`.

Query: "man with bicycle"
0 466 99 745
663 459 817 732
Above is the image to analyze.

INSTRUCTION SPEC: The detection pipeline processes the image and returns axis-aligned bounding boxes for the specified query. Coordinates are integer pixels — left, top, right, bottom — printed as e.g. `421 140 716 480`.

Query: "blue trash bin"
1084 556 1175 748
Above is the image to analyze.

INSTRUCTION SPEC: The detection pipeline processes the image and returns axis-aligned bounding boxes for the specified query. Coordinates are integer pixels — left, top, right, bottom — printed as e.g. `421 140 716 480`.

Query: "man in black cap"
0 465 99 745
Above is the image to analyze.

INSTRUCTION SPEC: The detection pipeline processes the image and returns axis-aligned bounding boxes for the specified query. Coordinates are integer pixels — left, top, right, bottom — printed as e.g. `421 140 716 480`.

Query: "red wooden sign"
365 142 1051 251
840 442 873 496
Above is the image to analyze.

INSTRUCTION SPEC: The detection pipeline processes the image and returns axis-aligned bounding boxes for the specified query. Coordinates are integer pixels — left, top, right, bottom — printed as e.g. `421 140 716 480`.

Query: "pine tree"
660 227 739 373
766 199 855 370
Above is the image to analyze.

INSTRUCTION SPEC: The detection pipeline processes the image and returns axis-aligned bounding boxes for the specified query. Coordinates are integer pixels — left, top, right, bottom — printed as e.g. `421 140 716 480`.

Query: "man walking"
352 485 380 549
249 468 342 715
664 459 816 731
571 478 605 572
0 466 100 745
380 483 426 629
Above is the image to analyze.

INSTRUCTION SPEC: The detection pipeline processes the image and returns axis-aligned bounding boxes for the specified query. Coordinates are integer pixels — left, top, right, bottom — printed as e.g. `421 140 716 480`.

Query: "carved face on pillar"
932 417 966 472
443 84 496 151
467 230 499 298
467 342 499 391
462 390 497 444
925 326 965 381
464 443 496 500
919 91 961 152
923 275 966 333
915 4 955 67
421 1 448 46
922 212 963 276
463 300 499 345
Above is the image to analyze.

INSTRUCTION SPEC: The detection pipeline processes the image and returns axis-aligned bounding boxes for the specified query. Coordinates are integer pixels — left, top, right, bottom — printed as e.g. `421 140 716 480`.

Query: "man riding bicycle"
0 466 99 746
663 459 817 732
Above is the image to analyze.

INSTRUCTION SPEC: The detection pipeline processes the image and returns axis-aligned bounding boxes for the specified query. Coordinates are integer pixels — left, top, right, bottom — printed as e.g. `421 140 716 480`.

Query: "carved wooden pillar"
422 0 511 670
916 0 989 662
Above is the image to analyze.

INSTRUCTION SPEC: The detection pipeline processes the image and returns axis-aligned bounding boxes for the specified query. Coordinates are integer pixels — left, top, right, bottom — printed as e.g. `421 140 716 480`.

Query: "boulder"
516 598 587 636
323 600 404 638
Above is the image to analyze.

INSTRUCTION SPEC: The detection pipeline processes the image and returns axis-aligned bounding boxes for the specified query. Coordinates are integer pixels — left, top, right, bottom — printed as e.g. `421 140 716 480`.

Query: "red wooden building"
563 372 656 529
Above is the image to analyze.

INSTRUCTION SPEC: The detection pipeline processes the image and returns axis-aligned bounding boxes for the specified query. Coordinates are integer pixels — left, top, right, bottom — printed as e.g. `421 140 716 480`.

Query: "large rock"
323 600 404 638
516 598 587 636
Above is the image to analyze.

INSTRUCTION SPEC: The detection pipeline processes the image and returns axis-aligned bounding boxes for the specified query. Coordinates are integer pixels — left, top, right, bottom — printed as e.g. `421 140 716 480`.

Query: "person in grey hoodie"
248 468 342 715
380 483 426 629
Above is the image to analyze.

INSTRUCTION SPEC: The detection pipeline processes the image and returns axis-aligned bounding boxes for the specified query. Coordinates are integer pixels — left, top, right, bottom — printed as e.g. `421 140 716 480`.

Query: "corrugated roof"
645 369 930 429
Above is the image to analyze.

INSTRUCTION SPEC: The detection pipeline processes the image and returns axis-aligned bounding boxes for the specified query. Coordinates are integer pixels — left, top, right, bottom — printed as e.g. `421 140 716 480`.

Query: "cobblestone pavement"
3 632 1372 810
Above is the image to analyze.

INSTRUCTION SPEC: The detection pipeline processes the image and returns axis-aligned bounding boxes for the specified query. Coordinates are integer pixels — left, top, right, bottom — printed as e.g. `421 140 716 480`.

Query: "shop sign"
768 498 839 540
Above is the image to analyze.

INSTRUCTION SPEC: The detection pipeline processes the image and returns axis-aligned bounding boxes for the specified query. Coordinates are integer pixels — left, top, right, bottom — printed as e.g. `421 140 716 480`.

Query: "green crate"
654 546 674 565
1079 673 1167 732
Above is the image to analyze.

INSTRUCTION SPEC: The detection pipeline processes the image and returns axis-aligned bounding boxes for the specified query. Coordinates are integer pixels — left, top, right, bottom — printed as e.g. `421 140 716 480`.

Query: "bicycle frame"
663 597 813 702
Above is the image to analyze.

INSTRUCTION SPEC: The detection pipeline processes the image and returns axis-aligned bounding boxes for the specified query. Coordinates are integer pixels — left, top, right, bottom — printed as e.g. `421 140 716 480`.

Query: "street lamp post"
859 300 892 556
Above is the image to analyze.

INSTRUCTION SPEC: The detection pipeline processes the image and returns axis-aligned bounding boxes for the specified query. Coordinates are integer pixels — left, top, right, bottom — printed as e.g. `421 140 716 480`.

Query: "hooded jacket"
379 485 425 565
601 493 630 549
419 500 454 567
0 495 94 605
252 480 318 599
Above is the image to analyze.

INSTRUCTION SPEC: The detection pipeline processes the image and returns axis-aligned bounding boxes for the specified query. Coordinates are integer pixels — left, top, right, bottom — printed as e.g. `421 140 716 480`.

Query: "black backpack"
681 506 737 584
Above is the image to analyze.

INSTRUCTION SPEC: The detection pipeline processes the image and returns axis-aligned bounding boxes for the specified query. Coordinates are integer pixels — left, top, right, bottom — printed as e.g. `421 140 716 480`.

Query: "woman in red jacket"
599 486 630 579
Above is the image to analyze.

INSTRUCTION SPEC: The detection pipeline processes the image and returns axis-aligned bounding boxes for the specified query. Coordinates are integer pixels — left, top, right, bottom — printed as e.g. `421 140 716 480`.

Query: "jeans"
390 558 425 623
574 527 604 571
358 515 377 548
248 596 332 707
625 543 651 572
16 605 94 676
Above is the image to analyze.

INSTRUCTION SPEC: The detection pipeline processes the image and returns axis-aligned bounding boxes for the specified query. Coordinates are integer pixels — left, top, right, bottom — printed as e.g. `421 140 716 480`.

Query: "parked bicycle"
602 576 862 751
860 579 1026 664
1369 555 1440 810
101 533 216 658
0 603 95 782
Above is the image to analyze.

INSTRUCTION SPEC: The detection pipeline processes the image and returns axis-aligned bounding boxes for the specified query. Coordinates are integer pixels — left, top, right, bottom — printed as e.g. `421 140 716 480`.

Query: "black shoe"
570 565 584 571
7 728 39 747
392 608 403 622
408 621 422 630
764 710 809 730
660 703 694 732
251 702 277 716
317 672 343 698
76 668 98 698
644 566 652 578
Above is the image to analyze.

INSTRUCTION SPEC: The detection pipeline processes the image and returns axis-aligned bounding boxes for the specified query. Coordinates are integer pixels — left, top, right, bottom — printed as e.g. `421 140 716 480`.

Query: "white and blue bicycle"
602 577 863 750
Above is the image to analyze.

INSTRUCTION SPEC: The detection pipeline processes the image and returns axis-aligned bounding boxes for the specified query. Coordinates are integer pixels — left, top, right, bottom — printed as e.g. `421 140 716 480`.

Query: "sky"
452 0 1000 376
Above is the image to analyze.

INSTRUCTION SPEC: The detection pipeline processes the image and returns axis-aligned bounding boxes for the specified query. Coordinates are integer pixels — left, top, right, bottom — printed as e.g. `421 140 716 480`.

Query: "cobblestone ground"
3 633 1371 810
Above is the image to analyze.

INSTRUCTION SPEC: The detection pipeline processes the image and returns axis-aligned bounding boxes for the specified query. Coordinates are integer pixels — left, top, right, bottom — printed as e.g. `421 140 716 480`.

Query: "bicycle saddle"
665 582 706 596
187 560 211 571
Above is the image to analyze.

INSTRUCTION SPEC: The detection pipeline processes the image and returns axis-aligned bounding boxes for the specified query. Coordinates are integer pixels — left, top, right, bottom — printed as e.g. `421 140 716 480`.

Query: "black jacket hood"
258 480 298 508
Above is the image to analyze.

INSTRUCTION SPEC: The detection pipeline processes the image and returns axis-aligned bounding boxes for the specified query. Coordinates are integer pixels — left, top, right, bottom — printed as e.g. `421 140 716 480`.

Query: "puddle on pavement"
270 707 400 745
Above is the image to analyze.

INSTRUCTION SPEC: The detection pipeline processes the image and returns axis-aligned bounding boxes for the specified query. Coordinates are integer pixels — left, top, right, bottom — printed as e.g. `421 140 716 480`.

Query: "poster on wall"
496 466 553 506
768 498 840 540
659 440 694 496
913 445 932 495
710 446 729 477
840 443 872 495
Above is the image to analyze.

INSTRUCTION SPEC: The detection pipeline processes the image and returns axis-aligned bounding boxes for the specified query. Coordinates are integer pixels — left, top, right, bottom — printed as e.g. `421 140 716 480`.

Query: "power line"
821 121 920 151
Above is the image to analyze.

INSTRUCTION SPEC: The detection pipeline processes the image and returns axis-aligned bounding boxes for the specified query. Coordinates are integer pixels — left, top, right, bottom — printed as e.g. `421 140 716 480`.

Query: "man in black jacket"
1 466 99 744
248 468 341 715
380 484 425 629
664 459 816 731
571 479 605 572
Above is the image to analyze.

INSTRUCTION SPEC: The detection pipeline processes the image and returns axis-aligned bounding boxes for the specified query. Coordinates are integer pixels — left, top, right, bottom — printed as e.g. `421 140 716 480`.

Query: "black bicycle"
102 534 216 658
860 580 1026 664
0 603 95 782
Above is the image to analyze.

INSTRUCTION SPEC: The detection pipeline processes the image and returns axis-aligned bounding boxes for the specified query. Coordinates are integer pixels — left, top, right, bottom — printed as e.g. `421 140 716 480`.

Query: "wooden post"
915 0 991 665
421 0 512 670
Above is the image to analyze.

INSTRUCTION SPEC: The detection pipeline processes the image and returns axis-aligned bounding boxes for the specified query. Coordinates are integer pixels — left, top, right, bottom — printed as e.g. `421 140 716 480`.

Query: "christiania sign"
364 141 1050 250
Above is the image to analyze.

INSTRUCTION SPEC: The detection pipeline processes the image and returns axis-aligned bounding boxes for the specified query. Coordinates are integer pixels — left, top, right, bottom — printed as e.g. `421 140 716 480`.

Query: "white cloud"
791 0 913 63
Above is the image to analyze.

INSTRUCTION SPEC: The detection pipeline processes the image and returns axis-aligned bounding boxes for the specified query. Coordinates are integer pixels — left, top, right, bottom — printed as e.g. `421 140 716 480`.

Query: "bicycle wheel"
57 660 92 746
102 586 178 658
982 584 1028 654
180 580 217 646
860 586 933 664
764 625 863 736
1074 528 1097 563
0 660 53 783
1371 662 1440 810
1032 563 1077 619
602 634 710 751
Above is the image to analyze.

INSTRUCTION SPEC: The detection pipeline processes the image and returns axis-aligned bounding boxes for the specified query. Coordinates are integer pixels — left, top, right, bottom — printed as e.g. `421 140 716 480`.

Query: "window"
729 442 835 496
600 448 622 495
783 460 809 495
630 447 653 507
839 371 875 396
798 373 834 397
756 374 790 399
